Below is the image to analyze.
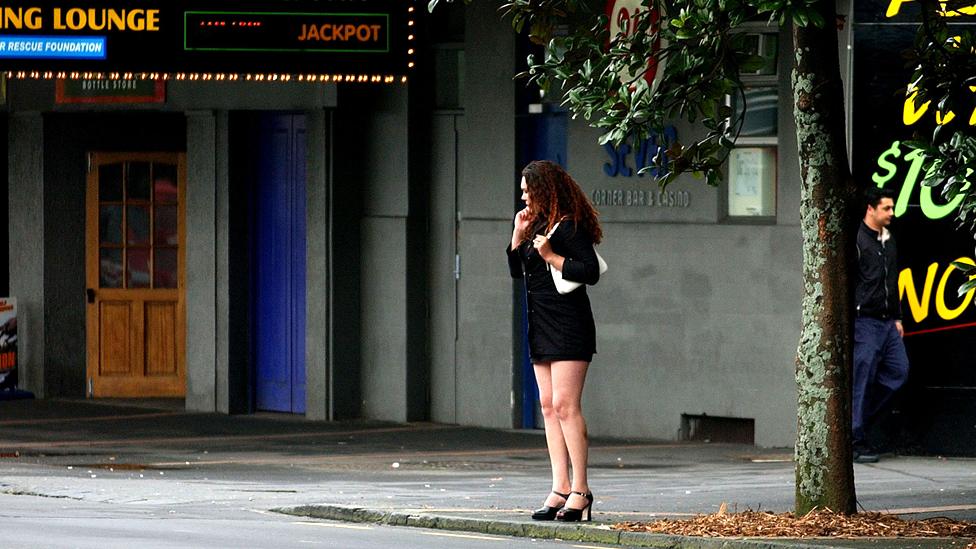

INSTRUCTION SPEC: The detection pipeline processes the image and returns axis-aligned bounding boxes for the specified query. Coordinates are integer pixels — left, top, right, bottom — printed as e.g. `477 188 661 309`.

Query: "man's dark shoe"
853 450 880 463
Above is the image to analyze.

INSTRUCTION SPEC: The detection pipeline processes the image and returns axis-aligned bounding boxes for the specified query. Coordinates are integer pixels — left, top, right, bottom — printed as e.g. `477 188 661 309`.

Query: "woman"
506 160 602 522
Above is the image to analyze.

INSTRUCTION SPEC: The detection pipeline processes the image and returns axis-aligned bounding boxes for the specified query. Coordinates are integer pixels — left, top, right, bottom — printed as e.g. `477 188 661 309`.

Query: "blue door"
253 114 306 414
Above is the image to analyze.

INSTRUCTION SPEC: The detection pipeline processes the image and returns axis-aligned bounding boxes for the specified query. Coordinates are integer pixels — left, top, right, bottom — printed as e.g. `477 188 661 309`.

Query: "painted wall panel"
459 2 515 220
9 114 44 396
428 114 460 424
186 111 217 412
581 223 801 446
455 219 518 428
360 217 407 422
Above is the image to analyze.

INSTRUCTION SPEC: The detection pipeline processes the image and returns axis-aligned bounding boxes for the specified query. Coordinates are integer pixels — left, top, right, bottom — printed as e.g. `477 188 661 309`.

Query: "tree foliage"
431 0 827 186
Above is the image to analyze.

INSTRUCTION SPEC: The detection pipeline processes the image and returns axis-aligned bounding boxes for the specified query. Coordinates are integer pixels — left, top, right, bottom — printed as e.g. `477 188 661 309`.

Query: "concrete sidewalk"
1 399 974 548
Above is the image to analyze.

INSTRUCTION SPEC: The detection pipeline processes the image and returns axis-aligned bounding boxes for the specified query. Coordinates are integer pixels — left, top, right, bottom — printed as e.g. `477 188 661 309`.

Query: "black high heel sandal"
531 491 569 521
555 491 593 522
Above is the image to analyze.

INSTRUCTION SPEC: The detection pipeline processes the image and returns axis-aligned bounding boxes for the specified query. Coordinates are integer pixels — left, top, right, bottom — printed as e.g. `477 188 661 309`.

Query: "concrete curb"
273 504 848 549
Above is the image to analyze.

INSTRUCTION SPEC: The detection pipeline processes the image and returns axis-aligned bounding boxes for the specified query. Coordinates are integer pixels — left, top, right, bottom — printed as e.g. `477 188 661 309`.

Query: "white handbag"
545 222 608 294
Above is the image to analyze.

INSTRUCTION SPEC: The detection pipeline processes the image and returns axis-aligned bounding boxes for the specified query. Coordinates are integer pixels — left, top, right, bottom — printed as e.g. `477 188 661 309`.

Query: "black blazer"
506 219 598 361
855 221 901 320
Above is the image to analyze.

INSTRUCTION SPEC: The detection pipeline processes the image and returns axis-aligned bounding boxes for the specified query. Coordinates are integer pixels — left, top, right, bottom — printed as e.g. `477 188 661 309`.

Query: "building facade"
3 0 973 452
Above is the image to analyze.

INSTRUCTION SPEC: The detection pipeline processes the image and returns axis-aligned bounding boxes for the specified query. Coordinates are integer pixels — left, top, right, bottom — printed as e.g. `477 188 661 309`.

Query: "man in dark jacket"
852 186 909 463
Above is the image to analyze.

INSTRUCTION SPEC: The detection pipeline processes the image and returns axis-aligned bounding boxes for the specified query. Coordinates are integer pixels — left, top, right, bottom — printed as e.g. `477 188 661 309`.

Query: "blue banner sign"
0 35 105 58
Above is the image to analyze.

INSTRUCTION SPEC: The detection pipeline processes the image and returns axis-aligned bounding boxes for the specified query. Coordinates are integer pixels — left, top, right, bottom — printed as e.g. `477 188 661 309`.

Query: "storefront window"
725 26 780 220
728 147 776 216
732 87 778 137
741 32 778 76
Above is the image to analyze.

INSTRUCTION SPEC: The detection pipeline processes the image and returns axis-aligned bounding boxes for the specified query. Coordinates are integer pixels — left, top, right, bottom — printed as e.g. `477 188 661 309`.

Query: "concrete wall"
553 39 804 445
8 114 44 396
0 116 7 296
439 16 804 446
185 111 218 412
340 85 413 422
360 217 408 421
582 222 801 446
305 109 331 421
451 3 518 429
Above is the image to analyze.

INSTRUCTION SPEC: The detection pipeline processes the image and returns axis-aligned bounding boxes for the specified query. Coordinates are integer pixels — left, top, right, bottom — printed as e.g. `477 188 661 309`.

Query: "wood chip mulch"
613 507 976 540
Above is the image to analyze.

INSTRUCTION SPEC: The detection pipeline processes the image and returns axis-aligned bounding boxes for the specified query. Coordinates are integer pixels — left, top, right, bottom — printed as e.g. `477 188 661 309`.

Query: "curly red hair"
522 160 603 244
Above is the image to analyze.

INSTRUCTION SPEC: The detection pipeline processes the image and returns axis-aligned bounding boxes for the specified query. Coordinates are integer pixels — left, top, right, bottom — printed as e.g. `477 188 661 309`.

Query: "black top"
855 220 901 320
506 219 599 362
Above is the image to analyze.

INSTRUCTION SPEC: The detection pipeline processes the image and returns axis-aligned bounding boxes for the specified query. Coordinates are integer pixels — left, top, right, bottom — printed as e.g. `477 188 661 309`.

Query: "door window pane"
100 248 123 288
154 205 178 246
126 206 151 246
154 163 178 204
99 205 123 245
127 248 151 288
127 162 151 201
99 163 123 202
154 248 178 289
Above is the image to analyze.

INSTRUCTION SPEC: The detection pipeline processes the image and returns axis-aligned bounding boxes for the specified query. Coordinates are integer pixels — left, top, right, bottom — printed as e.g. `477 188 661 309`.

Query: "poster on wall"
0 297 17 390
853 2 976 453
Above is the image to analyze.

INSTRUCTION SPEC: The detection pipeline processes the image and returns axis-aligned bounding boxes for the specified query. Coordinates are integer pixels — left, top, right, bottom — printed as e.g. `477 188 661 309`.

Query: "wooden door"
85 153 186 397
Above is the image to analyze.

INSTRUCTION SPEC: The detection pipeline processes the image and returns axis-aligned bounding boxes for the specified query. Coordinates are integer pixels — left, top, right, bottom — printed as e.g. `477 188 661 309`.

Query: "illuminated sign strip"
0 35 105 59
0 0 413 83
183 11 390 54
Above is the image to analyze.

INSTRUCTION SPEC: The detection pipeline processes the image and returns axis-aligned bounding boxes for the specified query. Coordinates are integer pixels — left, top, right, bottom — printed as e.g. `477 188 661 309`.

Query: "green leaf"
951 260 976 274
957 277 976 298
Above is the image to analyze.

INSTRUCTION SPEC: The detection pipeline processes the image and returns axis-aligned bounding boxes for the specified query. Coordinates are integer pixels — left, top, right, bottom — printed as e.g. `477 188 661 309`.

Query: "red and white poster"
0 297 17 390
606 0 664 91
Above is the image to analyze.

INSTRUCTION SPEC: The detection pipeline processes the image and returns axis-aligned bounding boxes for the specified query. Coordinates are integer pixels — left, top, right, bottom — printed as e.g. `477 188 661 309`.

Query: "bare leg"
551 360 590 510
534 363 571 507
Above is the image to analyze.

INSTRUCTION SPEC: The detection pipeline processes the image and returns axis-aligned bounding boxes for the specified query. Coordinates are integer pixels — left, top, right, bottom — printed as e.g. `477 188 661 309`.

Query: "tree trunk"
791 1 858 516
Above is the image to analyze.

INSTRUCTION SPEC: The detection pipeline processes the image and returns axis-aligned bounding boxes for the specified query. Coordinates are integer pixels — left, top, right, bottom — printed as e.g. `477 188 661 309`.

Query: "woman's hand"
532 234 551 259
533 234 565 271
511 208 532 250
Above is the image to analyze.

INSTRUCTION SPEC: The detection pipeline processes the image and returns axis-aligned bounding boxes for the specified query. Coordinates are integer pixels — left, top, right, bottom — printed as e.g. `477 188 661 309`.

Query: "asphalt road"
0 493 623 549
1 400 975 548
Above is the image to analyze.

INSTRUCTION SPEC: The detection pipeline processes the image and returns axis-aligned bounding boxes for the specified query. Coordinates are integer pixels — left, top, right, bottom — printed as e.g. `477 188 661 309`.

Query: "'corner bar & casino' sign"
0 0 412 82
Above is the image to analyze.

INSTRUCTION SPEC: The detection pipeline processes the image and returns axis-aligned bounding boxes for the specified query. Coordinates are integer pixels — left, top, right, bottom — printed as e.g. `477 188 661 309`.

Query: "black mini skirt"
531 353 594 364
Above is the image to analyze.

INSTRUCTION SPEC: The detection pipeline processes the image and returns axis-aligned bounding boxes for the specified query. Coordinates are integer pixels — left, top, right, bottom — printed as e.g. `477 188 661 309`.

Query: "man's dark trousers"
852 317 910 449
